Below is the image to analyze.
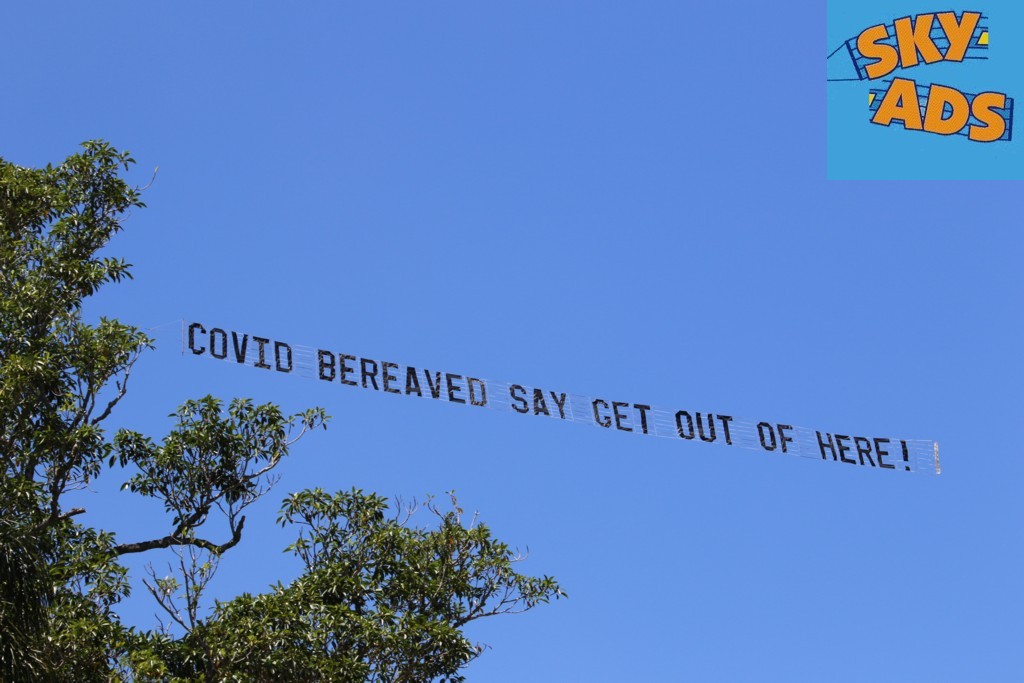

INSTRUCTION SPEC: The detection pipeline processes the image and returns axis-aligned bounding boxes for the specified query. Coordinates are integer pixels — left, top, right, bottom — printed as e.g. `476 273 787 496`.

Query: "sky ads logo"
827 10 1013 142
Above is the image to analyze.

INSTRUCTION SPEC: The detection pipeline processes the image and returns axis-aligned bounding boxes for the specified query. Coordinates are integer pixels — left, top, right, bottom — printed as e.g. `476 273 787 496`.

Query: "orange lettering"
969 92 1009 143
936 11 982 62
871 78 924 130
857 24 899 79
923 85 970 135
894 15 943 69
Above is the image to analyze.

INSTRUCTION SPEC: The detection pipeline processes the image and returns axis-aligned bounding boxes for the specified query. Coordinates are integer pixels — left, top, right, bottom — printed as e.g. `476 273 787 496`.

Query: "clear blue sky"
4 2 1022 681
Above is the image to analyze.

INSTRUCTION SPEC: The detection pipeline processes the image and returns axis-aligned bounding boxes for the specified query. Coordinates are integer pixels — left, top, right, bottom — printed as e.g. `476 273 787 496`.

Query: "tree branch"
113 515 245 556
30 505 86 535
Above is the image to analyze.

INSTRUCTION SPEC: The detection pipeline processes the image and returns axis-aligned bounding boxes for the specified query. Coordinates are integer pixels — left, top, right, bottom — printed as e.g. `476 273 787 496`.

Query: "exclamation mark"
900 440 911 471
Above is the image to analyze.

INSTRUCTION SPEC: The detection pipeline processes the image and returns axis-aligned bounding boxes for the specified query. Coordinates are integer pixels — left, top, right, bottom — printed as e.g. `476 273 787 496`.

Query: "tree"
0 142 563 682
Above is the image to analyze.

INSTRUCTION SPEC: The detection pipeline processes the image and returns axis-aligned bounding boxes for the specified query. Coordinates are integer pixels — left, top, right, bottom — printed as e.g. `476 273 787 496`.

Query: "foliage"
130 491 562 682
0 142 562 681
0 511 49 680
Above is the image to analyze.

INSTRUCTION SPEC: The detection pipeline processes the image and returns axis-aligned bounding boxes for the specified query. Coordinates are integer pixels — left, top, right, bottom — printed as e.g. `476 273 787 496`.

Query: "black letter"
468 378 488 407
360 358 380 390
253 336 271 369
405 366 423 396
778 424 794 453
835 435 856 464
817 432 837 461
231 332 248 363
854 436 875 466
757 422 777 451
275 342 293 373
210 328 228 360
696 413 716 443
635 404 651 434
340 354 357 386
675 411 695 439
188 323 206 355
717 415 733 445
382 362 400 394
424 370 443 399
551 392 569 419
533 388 549 416
901 440 911 471
592 399 611 428
875 438 895 469
612 402 632 432
317 350 335 381
510 385 529 413
446 373 465 404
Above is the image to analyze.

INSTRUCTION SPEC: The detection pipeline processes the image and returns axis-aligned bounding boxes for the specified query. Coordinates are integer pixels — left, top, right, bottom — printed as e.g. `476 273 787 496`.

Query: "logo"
829 11 1013 143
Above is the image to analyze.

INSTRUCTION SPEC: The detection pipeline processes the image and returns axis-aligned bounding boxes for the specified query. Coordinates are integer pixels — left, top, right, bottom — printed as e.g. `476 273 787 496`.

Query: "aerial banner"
182 321 941 475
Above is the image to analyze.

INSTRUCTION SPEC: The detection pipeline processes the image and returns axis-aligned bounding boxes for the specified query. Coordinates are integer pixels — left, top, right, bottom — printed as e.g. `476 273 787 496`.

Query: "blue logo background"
828 2 1024 179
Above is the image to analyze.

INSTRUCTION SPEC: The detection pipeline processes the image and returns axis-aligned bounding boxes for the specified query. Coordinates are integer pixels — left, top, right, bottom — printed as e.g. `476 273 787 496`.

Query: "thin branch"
137 166 160 192
90 375 128 425
142 572 188 633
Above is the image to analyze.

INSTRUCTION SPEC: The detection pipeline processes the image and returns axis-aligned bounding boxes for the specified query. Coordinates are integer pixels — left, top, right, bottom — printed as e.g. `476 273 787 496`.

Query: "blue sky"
3 2 1023 681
